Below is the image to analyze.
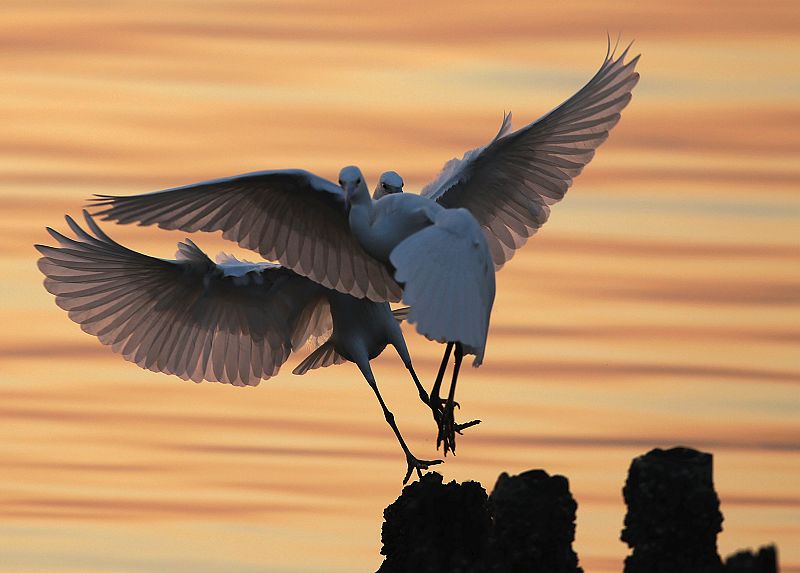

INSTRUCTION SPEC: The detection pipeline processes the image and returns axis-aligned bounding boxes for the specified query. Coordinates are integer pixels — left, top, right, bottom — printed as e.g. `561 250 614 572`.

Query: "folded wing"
422 43 640 268
90 169 402 302
36 212 331 386
390 208 495 366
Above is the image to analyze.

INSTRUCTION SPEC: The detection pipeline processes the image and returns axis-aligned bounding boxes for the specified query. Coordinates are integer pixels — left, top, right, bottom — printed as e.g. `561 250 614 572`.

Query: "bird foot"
430 396 459 411
427 396 458 429
434 399 481 456
403 453 443 485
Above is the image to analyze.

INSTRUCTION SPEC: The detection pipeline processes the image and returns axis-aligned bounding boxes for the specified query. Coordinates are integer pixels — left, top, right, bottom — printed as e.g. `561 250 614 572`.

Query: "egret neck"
345 177 378 255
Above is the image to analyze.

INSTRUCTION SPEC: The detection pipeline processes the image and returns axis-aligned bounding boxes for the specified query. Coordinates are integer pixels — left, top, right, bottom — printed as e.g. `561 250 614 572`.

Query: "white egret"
86 43 639 454
373 171 404 200
36 212 447 483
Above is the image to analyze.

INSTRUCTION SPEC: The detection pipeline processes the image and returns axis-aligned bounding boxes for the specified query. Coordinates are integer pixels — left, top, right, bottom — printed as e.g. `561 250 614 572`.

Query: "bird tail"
292 340 347 375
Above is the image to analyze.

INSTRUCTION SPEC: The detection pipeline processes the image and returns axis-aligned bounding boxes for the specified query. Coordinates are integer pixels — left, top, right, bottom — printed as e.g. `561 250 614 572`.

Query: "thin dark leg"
437 342 481 455
407 364 430 407
437 342 463 454
447 342 464 407
390 335 430 408
356 358 441 484
430 342 454 410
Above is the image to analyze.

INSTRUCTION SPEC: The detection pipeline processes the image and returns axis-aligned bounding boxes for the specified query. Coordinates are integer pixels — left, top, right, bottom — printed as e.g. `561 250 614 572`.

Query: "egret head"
373 171 404 199
338 165 368 211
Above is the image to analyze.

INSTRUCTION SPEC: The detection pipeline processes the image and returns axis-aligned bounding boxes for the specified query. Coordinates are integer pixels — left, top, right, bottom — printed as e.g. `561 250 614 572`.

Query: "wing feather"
390 209 495 366
90 169 401 302
292 340 347 375
421 45 640 269
36 212 333 386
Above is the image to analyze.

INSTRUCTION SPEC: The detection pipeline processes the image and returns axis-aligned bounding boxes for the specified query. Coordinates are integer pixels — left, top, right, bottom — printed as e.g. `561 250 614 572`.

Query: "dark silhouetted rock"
484 469 582 573
377 469 582 573
377 472 490 573
378 449 780 573
621 446 724 573
724 545 778 573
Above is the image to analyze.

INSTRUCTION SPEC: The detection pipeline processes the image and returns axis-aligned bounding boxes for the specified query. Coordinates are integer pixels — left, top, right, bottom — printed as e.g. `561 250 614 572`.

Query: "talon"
434 402 480 455
403 454 443 485
430 397 459 412
455 419 481 434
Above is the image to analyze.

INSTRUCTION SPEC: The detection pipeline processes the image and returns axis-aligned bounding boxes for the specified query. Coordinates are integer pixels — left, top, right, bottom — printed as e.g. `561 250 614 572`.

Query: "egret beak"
342 181 357 213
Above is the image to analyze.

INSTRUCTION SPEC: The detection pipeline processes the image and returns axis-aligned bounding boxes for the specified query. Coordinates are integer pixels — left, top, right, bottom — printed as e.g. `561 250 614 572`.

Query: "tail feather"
292 340 346 375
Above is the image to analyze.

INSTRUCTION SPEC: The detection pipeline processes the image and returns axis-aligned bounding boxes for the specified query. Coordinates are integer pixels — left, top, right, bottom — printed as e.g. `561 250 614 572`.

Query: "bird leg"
429 342 454 416
406 363 431 409
437 342 462 455
357 360 442 484
429 343 480 454
390 330 431 410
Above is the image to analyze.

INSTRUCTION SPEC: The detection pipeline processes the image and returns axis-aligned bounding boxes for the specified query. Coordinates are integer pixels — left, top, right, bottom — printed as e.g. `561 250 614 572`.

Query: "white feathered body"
346 181 495 366
390 208 495 365
349 192 441 261
327 291 402 363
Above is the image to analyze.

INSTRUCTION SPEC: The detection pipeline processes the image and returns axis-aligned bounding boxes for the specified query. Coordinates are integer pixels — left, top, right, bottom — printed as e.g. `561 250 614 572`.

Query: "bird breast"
327 292 395 360
356 194 442 262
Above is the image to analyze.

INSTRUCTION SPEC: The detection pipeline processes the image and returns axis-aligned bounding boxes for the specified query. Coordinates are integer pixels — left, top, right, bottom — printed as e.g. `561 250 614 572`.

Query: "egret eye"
338 180 343 185
381 182 386 188
356 178 361 185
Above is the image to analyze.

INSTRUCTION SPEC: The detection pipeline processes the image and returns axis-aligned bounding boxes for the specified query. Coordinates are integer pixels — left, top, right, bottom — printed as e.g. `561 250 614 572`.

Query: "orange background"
1 1 798 572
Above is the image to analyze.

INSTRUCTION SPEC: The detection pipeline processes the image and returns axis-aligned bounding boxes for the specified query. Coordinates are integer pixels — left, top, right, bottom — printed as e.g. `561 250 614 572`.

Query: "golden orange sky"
1 1 799 572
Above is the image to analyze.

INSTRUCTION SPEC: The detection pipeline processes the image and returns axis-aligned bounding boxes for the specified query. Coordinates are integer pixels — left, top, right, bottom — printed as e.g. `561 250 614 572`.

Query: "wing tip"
605 35 640 68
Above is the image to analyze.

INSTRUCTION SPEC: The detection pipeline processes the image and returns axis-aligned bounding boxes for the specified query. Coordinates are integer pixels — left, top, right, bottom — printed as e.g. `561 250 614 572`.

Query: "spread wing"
36 212 333 387
421 43 640 269
90 169 402 302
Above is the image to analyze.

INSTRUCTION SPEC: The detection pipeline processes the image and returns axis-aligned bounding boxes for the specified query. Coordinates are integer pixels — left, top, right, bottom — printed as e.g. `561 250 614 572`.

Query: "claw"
434 401 481 456
436 401 457 455
403 454 443 485
428 398 460 426
435 398 460 409
455 419 481 433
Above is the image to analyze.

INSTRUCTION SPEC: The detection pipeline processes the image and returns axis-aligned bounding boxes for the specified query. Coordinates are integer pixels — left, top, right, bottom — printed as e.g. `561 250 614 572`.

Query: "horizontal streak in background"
4 343 799 386
1 1 799 573
2 401 799 455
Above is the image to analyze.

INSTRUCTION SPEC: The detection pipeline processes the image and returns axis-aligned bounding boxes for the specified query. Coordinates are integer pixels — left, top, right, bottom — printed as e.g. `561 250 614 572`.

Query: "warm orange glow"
2 1 798 572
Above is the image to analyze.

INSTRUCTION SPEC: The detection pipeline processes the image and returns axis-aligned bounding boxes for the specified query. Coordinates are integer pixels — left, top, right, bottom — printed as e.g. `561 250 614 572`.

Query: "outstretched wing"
421 43 640 268
390 208 495 367
90 169 402 302
36 212 331 387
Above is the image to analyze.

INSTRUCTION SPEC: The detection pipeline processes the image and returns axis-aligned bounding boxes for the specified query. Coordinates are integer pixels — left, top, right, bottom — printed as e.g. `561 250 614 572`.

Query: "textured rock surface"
484 469 582 573
378 469 581 573
621 447 724 573
377 448 779 573
724 545 778 573
377 472 490 573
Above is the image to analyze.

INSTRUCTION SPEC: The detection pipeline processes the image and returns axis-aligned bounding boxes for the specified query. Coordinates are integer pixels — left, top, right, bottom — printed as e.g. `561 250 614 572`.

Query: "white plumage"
37 212 441 482
391 208 495 365
39 43 640 467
